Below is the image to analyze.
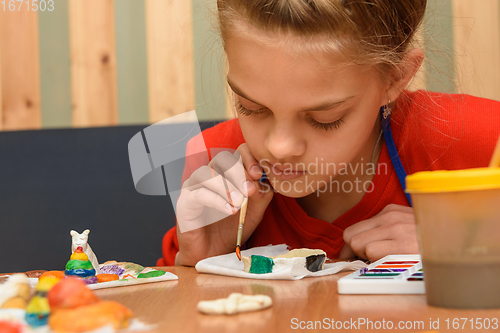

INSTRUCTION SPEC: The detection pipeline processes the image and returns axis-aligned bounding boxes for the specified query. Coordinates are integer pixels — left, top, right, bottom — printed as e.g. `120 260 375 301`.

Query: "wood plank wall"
452 0 500 100
0 6 41 130
145 0 195 123
0 0 498 131
115 0 149 125
69 0 118 127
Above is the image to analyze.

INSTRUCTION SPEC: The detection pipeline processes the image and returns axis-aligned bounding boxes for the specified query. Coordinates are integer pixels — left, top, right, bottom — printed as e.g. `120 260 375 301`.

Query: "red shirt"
157 90 500 266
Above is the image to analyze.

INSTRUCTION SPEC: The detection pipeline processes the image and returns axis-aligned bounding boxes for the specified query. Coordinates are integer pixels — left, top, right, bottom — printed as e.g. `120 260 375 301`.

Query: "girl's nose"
265 122 305 159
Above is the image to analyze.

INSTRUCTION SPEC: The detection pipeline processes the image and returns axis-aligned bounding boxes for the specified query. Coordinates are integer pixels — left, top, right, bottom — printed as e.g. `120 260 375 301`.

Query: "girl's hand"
341 204 419 261
175 143 273 266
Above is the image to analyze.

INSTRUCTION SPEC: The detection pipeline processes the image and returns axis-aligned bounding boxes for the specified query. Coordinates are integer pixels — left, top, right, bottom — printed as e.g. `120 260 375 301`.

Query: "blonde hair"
217 0 426 73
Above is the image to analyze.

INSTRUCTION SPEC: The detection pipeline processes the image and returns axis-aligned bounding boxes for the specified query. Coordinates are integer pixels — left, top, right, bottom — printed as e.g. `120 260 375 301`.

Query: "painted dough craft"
195 244 367 280
197 293 272 315
64 231 178 289
242 248 326 274
0 274 30 309
86 261 178 290
70 229 101 274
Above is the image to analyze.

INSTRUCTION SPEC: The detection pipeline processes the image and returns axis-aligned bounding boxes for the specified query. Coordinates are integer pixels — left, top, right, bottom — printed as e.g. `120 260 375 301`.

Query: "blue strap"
380 106 413 206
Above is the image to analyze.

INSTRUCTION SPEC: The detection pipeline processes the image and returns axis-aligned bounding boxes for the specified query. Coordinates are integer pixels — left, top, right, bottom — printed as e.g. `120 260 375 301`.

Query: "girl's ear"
387 48 424 102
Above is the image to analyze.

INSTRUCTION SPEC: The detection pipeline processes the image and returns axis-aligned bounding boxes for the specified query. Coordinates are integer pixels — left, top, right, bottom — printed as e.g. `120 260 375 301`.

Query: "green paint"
423 0 455 93
138 270 166 278
115 0 149 125
249 255 274 274
192 0 227 121
38 0 72 128
65 259 93 271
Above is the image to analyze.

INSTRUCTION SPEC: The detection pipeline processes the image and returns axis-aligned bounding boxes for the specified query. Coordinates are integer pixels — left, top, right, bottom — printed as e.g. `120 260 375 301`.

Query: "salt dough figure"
242 248 326 274
197 293 272 315
0 274 31 309
70 229 101 274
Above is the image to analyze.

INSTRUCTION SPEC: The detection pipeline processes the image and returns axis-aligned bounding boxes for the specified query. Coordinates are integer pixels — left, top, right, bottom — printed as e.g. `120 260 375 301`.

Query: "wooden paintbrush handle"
489 134 500 168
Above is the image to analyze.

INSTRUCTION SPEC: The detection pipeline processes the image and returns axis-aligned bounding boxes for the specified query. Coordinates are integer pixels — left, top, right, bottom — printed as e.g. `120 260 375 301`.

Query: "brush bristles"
236 246 241 261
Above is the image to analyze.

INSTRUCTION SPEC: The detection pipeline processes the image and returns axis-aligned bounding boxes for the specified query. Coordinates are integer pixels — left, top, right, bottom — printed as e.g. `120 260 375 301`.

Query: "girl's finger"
343 217 382 245
364 238 419 262
208 150 252 199
182 165 244 208
187 187 237 215
348 224 390 259
176 187 239 232
344 206 414 244
349 222 418 260
237 143 263 181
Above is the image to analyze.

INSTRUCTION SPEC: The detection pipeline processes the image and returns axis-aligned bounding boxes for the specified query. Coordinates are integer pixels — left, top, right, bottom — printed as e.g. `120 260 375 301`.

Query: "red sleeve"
394 91 500 173
157 226 179 266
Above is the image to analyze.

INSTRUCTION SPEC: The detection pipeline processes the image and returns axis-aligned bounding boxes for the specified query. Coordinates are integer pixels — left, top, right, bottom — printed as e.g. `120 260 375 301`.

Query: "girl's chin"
277 190 310 198
266 179 318 198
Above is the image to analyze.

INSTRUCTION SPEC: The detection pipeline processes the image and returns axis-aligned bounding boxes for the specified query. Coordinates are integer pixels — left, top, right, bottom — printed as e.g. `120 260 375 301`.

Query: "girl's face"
226 33 390 198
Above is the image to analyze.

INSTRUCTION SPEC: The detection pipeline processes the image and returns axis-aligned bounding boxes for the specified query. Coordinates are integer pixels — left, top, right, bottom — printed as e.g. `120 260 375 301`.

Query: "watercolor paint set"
338 255 425 294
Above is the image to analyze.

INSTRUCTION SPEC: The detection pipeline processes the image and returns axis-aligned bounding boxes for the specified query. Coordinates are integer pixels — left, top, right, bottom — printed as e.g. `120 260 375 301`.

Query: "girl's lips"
271 164 305 180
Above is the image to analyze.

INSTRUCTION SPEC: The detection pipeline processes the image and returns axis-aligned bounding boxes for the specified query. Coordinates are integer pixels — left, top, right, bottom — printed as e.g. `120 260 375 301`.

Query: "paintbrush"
210 160 236 215
235 197 248 260
489 134 500 168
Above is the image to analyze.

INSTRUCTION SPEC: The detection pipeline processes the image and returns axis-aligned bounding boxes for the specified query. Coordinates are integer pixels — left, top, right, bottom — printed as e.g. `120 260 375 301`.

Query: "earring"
382 100 392 119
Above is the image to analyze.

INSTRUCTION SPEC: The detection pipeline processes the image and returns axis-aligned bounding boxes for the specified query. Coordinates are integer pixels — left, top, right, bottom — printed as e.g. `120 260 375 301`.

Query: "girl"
157 0 500 266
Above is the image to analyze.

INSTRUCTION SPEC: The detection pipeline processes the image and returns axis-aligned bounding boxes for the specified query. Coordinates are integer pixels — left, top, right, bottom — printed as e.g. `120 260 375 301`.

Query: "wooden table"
94 266 500 333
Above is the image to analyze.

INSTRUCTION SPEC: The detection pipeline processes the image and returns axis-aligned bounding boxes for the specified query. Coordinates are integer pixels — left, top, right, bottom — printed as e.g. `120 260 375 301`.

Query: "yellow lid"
406 168 500 193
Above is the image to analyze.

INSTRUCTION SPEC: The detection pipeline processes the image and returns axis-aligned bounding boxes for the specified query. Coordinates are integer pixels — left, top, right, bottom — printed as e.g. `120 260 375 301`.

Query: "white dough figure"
70 229 101 274
0 274 30 309
197 293 272 315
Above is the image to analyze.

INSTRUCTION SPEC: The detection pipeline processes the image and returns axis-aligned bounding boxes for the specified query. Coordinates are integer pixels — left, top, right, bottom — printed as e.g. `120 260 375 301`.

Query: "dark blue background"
0 121 221 273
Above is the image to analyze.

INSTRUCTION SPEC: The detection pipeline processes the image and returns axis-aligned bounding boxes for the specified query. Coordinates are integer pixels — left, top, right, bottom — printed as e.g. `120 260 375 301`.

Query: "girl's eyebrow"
227 79 260 104
227 78 354 112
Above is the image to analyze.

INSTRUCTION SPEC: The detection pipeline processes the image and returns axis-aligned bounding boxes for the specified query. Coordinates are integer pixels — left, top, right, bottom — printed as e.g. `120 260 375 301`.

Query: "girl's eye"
235 101 267 116
236 99 344 131
306 116 345 131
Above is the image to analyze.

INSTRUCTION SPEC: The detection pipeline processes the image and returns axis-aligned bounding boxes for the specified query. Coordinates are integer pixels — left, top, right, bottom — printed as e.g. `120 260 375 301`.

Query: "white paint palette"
338 255 425 294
